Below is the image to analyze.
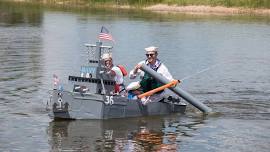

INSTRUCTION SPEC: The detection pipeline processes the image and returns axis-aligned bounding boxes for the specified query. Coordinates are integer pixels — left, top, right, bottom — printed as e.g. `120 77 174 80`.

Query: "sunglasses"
145 53 155 57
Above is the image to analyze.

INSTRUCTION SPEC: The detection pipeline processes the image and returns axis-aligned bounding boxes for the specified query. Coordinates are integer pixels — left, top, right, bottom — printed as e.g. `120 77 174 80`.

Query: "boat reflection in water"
47 116 205 151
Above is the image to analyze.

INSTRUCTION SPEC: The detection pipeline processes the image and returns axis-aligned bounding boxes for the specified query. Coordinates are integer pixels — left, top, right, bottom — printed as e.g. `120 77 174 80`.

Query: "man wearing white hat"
129 46 173 93
102 53 125 94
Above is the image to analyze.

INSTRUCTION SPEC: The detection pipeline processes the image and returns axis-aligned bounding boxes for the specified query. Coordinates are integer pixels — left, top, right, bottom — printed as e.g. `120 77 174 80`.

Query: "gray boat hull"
49 89 186 120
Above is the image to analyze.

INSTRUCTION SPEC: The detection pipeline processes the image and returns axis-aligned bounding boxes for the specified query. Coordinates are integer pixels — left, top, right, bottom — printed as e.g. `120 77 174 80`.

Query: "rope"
180 62 226 82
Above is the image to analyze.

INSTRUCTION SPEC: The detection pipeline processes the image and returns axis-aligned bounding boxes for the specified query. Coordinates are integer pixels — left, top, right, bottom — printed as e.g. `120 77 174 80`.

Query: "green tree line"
9 0 270 8
84 0 270 8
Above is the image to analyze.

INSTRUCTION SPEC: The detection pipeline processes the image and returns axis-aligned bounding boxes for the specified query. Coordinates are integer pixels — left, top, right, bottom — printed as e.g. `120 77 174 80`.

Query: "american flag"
98 26 114 42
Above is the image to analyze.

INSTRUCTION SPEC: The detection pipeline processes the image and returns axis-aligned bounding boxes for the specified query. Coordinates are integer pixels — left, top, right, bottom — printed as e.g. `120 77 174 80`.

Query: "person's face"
104 59 112 68
145 51 157 63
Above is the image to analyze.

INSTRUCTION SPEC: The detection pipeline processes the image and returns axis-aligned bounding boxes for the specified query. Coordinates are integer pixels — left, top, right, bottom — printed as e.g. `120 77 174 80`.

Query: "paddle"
137 79 180 99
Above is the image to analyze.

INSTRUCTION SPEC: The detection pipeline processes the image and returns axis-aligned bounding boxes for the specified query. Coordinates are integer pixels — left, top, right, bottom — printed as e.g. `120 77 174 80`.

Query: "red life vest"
117 65 128 77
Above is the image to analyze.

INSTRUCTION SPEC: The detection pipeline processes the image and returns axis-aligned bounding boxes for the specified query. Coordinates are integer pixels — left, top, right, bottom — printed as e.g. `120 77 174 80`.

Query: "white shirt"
111 66 124 85
129 60 173 81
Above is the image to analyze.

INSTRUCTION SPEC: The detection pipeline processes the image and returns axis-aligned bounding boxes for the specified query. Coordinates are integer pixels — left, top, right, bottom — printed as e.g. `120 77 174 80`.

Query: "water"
1 2 270 151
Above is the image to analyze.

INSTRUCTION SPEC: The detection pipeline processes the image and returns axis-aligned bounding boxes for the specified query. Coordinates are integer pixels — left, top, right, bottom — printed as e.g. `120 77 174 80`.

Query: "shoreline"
144 4 270 15
6 1 270 16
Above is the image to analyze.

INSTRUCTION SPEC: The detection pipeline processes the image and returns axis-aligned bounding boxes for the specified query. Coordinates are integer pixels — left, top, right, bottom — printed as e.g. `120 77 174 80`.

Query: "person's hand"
134 64 142 74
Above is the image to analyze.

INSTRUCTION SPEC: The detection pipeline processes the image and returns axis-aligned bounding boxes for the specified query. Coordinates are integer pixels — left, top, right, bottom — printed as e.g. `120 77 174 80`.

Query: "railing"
68 76 115 86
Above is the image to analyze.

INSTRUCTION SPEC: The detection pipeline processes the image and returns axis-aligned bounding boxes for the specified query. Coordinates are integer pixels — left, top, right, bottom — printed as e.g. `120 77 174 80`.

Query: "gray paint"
49 89 186 119
49 42 186 120
140 64 212 113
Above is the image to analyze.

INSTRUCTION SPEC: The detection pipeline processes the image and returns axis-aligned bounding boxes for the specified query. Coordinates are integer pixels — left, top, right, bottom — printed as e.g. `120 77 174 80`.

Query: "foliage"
6 0 270 8
83 0 270 8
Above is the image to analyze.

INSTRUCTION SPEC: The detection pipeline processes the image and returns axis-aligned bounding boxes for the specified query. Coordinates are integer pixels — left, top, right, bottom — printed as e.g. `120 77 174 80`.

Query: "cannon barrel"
140 64 212 113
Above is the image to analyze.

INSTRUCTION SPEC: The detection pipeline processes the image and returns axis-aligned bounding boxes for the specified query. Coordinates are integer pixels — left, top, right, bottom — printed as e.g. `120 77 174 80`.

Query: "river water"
0 2 270 152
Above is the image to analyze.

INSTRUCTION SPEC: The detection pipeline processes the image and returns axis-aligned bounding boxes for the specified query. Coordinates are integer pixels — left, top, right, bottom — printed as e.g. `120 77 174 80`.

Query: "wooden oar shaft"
138 80 179 99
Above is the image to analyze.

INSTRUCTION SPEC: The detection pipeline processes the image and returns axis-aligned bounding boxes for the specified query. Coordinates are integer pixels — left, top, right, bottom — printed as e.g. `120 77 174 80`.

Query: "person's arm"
158 64 174 81
111 67 122 76
129 61 144 79
111 66 124 85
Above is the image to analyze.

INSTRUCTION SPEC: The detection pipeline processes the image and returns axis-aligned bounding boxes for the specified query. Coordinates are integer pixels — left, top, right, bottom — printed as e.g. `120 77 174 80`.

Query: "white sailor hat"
101 53 112 61
145 46 158 53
